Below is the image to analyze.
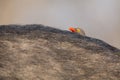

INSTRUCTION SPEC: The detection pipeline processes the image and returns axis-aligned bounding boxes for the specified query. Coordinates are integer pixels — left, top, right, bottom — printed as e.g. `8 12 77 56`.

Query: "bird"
69 27 85 36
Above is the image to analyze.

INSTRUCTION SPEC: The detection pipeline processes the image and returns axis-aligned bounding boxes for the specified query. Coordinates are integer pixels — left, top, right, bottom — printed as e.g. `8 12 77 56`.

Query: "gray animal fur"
0 24 120 80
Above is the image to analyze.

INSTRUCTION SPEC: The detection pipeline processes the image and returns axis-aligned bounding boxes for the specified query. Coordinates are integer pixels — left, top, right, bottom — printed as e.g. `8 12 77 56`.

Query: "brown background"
0 0 120 49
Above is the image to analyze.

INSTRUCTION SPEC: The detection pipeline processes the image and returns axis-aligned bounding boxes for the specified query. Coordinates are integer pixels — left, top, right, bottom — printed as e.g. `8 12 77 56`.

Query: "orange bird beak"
69 27 76 32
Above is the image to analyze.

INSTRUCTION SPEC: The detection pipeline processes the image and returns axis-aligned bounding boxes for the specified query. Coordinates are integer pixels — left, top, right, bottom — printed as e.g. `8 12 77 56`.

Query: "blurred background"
0 0 120 49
